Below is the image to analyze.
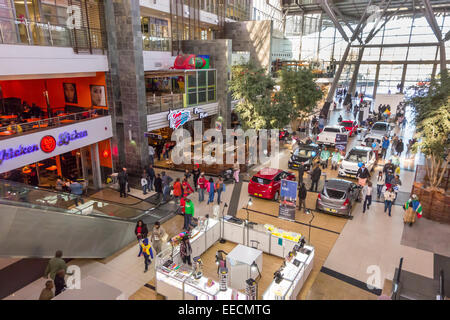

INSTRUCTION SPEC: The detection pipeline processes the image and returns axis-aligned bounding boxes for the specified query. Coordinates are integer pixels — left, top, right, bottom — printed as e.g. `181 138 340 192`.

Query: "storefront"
0 115 113 190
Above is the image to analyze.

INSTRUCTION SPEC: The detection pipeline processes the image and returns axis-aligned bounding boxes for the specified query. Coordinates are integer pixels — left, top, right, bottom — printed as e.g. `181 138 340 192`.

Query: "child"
138 238 154 273
141 172 148 195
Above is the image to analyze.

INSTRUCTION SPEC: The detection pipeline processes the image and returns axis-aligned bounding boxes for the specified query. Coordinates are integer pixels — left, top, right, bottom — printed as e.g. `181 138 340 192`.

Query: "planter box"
412 182 450 224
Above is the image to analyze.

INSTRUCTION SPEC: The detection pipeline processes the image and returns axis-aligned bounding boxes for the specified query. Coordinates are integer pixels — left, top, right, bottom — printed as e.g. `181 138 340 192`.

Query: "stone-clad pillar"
104 0 148 176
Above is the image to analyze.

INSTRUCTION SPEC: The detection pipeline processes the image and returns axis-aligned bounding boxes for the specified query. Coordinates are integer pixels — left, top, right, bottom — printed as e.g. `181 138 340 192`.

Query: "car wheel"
273 191 279 201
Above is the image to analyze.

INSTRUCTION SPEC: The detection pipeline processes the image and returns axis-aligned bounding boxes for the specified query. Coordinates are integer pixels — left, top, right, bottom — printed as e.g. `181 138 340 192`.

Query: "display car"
338 146 377 178
248 168 296 201
367 121 391 137
316 125 349 146
339 120 358 137
361 134 383 151
288 143 321 171
315 178 361 216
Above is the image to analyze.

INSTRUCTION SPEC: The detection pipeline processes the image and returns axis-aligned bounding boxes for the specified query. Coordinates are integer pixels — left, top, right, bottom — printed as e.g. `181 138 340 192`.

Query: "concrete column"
400 63 407 93
372 64 380 101
80 147 90 182
104 0 148 176
344 46 365 105
90 143 102 190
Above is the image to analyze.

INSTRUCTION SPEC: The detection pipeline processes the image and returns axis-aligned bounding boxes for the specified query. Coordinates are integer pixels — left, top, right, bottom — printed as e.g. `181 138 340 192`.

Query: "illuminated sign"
57 130 88 146
40 135 57 153
168 109 191 130
0 144 39 165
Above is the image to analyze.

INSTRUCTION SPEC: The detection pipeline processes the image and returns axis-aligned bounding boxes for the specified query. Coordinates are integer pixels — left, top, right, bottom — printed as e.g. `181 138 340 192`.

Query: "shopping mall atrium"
0 0 448 303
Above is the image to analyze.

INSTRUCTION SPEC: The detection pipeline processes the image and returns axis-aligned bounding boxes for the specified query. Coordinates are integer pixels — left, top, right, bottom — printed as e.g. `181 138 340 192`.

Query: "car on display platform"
338 146 377 178
367 121 391 138
361 134 383 152
316 178 361 217
316 125 349 146
248 168 296 201
339 120 359 137
288 143 321 171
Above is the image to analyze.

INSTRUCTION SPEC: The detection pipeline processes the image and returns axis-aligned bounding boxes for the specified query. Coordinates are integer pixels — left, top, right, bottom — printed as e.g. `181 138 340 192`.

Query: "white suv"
316 125 348 146
338 146 377 178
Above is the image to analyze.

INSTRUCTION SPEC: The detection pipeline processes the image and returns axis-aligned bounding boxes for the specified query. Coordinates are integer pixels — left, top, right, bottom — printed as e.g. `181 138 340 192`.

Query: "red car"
248 168 296 201
340 120 358 137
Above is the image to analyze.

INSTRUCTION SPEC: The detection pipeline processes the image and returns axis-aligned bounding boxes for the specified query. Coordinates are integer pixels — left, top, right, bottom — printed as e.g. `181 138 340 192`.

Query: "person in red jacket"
180 196 186 215
182 178 194 197
197 173 207 202
173 178 182 204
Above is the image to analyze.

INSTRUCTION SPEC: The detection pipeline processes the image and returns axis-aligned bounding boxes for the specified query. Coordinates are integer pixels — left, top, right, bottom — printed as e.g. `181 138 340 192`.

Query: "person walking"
403 194 423 227
311 123 320 136
161 171 173 202
381 136 390 160
148 144 155 165
297 162 305 184
135 219 148 243
197 173 207 202
151 221 166 255
172 178 182 204
376 171 385 199
320 147 330 169
216 177 225 204
331 149 341 170
192 164 201 191
154 173 163 203
395 139 404 157
146 164 155 191
118 167 128 198
233 163 240 183
391 134 398 154
69 180 84 206
54 269 67 296
297 182 307 212
39 281 54 300
138 238 154 273
44 251 72 281
206 178 215 204
182 177 194 197
384 187 396 216
356 163 370 187
180 235 192 266
141 172 149 195
392 175 402 202
362 181 373 213
184 198 194 231
309 165 322 192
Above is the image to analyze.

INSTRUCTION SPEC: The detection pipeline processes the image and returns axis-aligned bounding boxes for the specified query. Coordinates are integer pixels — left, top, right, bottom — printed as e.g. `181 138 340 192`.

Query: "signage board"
335 133 348 151
279 179 298 221
167 109 191 130
0 116 113 174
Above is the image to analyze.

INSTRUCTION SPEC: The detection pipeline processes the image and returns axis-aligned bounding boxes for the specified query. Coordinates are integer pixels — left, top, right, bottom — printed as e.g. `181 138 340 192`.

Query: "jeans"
384 200 393 216
310 180 319 192
182 255 191 265
298 199 306 211
207 191 214 204
198 188 205 202
147 177 154 191
119 183 126 197
149 155 154 165
331 161 338 170
74 195 84 206
143 253 151 271
377 184 383 198
163 185 170 201
184 213 192 230
217 190 222 204
142 185 148 194
363 195 372 213
381 148 387 159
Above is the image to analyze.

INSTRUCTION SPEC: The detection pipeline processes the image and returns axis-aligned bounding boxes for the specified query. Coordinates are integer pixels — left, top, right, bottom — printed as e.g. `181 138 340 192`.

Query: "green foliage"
278 67 323 120
229 62 291 130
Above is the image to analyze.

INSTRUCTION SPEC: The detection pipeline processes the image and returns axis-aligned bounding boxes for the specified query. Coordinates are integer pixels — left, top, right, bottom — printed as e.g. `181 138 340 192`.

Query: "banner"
335 133 348 151
279 179 298 221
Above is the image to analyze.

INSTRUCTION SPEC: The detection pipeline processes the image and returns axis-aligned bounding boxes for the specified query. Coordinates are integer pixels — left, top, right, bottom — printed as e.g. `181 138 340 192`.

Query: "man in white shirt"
148 145 155 165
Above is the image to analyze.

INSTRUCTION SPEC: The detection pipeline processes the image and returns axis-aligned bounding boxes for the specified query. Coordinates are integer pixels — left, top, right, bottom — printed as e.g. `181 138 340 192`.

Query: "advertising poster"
335 133 348 152
279 179 298 221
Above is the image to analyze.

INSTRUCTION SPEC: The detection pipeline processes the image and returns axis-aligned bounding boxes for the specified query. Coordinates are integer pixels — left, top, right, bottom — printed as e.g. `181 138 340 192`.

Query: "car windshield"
325 188 346 199
365 138 381 144
372 123 387 131
251 176 272 185
341 121 353 126
323 127 340 133
293 149 312 157
346 150 368 163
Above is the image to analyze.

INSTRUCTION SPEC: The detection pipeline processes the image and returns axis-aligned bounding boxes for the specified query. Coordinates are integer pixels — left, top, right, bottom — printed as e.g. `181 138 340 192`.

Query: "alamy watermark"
169 121 280 169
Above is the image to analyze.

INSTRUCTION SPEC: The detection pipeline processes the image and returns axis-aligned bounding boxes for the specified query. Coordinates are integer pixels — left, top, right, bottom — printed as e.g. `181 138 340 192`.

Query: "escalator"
0 179 166 259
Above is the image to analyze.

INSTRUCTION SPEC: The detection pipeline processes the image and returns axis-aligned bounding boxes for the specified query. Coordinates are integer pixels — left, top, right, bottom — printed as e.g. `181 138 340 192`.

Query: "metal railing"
146 93 184 114
0 17 106 53
0 109 108 138
391 257 404 300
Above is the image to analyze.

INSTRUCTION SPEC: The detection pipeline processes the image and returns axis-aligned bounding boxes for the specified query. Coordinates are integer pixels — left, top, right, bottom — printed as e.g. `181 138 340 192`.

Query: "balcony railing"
0 109 108 139
0 17 106 53
146 94 184 114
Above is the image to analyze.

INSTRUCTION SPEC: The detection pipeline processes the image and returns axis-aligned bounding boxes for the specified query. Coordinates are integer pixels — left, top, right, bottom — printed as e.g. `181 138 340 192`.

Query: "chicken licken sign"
0 129 88 167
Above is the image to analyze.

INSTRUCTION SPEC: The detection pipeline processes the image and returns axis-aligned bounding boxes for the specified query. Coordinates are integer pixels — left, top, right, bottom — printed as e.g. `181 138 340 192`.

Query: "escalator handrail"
391 257 404 300
438 269 445 300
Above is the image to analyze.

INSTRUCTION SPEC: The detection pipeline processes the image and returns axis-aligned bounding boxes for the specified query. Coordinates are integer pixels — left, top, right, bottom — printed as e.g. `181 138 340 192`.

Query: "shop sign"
57 130 88 146
193 107 208 119
0 144 39 165
168 109 191 130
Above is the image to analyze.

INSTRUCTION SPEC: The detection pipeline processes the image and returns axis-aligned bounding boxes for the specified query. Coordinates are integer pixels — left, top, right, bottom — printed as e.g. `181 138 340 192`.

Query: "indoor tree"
278 67 323 133
409 71 450 190
229 62 291 130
